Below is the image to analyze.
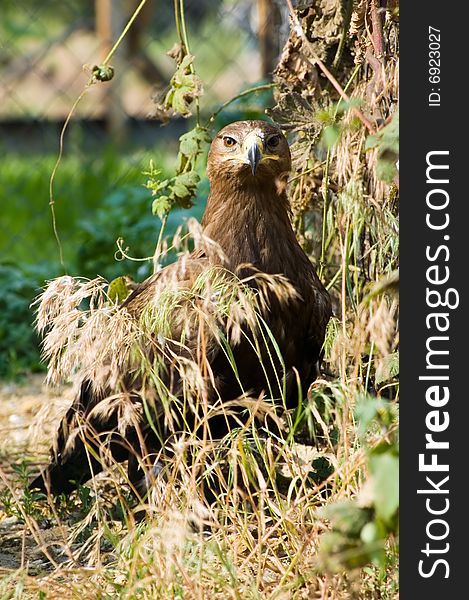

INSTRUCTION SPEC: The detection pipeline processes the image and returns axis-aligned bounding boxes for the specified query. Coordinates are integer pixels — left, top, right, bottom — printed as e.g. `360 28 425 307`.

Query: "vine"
48 0 150 272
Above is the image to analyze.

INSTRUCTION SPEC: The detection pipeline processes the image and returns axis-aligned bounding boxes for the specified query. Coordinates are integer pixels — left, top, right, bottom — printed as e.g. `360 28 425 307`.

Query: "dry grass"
0 226 398 599
0 3 399 597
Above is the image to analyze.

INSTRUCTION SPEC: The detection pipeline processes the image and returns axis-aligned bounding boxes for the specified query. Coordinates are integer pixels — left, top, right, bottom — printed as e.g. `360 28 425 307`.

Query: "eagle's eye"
267 134 280 149
223 136 237 148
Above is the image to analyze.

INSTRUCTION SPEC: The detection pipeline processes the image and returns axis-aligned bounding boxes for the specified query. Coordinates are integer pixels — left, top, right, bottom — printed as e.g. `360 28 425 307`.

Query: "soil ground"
0 375 72 575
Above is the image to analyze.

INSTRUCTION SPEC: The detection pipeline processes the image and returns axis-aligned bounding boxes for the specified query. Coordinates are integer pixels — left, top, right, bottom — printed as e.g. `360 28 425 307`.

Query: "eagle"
31 120 331 498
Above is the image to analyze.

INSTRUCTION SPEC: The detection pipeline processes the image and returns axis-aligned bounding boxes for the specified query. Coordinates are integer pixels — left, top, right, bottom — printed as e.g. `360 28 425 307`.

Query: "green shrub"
75 179 208 281
0 263 48 378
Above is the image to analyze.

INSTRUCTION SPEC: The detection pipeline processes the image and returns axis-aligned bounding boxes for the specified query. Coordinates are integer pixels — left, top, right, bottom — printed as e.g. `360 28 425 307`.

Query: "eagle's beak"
243 133 264 175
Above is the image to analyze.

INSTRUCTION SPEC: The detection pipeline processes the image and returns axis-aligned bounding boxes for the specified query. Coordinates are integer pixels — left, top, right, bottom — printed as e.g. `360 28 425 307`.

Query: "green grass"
0 143 209 378
1 147 174 274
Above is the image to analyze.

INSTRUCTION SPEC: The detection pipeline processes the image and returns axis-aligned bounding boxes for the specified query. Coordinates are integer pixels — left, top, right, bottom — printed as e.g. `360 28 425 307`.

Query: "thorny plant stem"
285 0 376 134
341 218 350 377
207 83 277 125
365 338 375 392
175 0 201 127
319 149 330 280
102 0 148 66
153 212 169 273
319 62 362 279
370 0 386 60
287 160 326 184
332 0 354 69
49 87 91 272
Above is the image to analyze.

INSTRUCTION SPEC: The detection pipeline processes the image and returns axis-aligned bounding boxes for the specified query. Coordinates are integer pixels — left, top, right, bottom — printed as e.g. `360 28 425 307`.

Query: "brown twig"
370 0 386 61
285 0 377 134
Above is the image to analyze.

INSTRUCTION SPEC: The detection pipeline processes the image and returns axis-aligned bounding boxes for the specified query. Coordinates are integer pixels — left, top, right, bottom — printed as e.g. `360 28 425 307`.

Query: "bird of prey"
31 120 331 497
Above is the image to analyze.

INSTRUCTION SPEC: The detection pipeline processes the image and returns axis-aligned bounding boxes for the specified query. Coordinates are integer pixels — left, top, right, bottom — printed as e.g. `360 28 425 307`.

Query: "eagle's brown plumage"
31 120 331 496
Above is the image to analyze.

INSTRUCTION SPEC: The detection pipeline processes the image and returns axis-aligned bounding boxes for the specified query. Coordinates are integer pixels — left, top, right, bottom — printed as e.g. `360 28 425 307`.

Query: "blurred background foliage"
1 0 281 378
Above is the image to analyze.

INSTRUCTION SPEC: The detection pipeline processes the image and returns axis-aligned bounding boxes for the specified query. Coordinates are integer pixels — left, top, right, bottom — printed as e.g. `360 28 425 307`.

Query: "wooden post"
95 0 127 143
257 0 281 79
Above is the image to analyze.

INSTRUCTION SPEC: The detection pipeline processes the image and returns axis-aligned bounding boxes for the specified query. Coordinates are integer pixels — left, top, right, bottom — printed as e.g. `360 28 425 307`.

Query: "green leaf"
179 133 199 156
171 181 190 199
178 73 197 88
179 127 209 155
376 155 398 182
319 500 373 537
321 124 341 148
335 98 362 114
308 456 334 484
165 54 203 118
92 64 115 82
360 521 380 544
375 351 400 385
179 54 194 71
369 448 399 523
365 110 399 182
163 88 175 108
108 276 133 304
172 88 192 116
176 171 200 187
316 109 333 125
365 134 380 151
354 394 391 441
152 195 172 218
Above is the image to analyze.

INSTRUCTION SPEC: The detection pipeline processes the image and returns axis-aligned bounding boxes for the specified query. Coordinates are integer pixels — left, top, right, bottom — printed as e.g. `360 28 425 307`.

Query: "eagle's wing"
31 252 229 494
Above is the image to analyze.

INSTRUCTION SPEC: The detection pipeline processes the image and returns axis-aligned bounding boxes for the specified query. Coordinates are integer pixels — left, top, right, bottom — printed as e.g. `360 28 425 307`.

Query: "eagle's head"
207 120 291 184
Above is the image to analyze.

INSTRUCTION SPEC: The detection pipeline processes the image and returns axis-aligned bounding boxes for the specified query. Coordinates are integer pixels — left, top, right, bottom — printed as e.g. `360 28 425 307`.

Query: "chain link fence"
1 0 287 144
1 0 287 262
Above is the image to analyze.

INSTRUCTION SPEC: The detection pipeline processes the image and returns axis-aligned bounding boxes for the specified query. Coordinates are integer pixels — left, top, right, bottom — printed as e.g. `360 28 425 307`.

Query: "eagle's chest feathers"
203 184 311 286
